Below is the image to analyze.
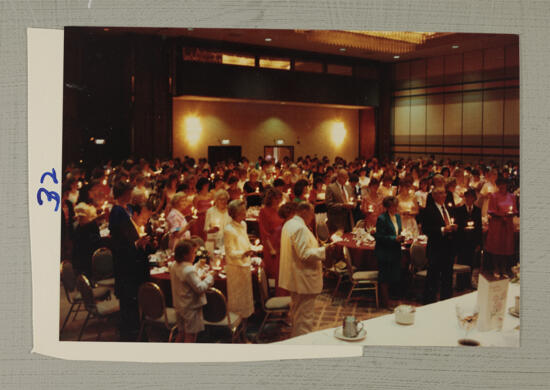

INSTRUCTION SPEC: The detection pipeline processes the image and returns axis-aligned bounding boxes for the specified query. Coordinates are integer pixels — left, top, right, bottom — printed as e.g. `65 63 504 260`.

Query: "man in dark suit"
454 189 483 287
325 169 355 233
422 186 458 303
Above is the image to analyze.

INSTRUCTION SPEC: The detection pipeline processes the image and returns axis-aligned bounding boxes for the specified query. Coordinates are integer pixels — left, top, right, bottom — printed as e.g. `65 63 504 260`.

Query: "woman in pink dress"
258 188 284 286
191 177 213 241
485 177 517 278
361 178 384 230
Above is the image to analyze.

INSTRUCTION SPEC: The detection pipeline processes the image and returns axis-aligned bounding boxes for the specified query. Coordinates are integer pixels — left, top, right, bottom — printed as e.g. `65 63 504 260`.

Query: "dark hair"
296 202 314 214
368 178 380 187
264 188 282 207
278 202 298 220
273 178 285 188
348 174 359 184
196 177 210 192
496 176 509 187
464 189 477 200
174 239 197 263
113 180 133 200
293 179 309 198
227 176 239 185
382 196 398 209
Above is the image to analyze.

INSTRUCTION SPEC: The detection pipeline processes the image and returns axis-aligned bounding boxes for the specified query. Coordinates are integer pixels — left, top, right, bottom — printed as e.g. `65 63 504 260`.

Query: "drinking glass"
456 303 480 346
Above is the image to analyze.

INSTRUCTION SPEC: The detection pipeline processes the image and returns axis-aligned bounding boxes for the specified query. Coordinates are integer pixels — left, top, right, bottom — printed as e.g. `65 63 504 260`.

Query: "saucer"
508 306 520 318
334 327 367 342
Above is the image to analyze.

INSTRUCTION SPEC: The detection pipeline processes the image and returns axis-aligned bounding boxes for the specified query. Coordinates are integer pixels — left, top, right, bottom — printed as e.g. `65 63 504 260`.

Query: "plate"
334 327 367 342
508 306 520 318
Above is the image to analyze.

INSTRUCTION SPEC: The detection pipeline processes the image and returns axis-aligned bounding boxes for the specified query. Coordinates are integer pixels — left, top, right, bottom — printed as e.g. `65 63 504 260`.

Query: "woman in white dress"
396 177 419 237
204 189 232 249
223 199 256 337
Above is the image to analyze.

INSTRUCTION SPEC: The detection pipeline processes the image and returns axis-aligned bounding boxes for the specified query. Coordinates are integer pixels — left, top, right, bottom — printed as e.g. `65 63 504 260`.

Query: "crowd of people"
60 153 520 341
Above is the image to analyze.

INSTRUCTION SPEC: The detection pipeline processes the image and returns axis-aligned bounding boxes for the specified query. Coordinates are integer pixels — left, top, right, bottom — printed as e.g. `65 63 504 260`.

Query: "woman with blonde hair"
167 192 196 250
204 189 231 249
223 199 256 339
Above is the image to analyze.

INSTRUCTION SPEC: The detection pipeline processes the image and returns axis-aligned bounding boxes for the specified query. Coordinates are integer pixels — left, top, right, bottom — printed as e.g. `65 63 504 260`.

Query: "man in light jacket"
279 202 338 337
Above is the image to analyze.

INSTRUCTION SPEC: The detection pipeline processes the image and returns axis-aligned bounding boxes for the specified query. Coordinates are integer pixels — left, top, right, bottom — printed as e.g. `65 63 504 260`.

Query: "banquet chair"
203 288 244 342
453 262 472 290
137 282 177 342
316 221 330 244
60 261 111 333
343 246 379 307
92 247 115 288
75 274 120 341
409 241 429 300
256 266 291 341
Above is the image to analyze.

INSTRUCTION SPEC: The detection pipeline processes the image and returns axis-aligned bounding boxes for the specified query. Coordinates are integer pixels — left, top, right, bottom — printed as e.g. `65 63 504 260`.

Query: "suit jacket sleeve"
423 206 444 240
292 225 326 263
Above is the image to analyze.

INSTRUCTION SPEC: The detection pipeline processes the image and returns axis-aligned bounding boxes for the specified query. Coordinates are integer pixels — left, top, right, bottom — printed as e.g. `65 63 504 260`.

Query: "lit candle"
255 187 260 193
139 225 146 237
210 173 215 179
467 221 474 229
447 202 453 208
254 239 260 246
105 169 111 176
77 181 82 189
102 179 107 186
287 188 291 195
508 205 513 214
305 193 310 200
368 204 374 212
450 217 455 225
192 207 198 218
210 200 214 207
239 194 244 200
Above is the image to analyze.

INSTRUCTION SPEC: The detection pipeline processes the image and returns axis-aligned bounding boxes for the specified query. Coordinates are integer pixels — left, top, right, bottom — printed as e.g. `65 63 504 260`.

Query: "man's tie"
341 184 348 202
442 205 450 226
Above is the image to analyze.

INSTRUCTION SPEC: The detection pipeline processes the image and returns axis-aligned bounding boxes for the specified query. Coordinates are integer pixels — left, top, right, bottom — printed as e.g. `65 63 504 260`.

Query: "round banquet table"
333 233 420 271
149 263 261 308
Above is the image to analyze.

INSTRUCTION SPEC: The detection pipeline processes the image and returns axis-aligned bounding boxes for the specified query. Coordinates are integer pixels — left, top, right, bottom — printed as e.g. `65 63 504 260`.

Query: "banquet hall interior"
60 27 520 345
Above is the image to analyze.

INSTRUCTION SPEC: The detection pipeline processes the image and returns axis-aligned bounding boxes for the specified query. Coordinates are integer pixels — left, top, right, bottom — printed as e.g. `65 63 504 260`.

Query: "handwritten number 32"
37 168 60 212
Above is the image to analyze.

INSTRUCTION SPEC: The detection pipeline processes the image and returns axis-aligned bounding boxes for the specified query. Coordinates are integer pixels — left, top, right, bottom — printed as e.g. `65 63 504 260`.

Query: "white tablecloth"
277 283 520 347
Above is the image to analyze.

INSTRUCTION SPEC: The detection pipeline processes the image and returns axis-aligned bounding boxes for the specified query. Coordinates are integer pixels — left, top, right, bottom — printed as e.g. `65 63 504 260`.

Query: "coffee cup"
394 305 416 325
342 316 363 338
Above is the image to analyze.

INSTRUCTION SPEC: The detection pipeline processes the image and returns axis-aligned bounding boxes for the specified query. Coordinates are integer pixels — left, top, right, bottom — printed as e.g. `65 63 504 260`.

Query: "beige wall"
172 99 360 161
391 44 519 163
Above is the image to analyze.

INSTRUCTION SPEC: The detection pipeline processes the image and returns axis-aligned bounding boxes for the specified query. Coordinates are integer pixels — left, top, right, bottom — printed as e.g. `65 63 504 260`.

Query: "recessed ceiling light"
265 37 272 42
452 45 460 49
393 55 400 59
103 28 110 32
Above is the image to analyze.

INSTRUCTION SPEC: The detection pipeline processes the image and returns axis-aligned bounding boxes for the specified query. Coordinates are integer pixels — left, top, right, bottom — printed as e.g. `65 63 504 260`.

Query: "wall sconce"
221 139 230 145
94 139 106 145
330 121 347 147
184 116 202 146
275 139 284 145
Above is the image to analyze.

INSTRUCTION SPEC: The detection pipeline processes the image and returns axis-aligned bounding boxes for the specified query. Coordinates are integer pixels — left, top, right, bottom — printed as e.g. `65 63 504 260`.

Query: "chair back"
316 221 329 243
256 267 270 308
92 247 114 281
410 241 428 271
203 288 228 324
60 261 77 293
76 274 96 313
138 282 167 322
342 246 354 278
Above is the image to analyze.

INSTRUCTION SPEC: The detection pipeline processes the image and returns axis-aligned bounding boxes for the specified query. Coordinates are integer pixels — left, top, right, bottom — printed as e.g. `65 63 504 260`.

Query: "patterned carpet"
59 271 478 343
